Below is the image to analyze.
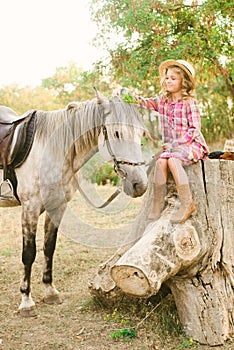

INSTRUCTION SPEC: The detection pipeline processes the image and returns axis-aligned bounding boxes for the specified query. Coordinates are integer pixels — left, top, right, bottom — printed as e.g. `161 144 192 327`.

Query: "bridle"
101 124 145 180
100 100 145 180
74 99 145 209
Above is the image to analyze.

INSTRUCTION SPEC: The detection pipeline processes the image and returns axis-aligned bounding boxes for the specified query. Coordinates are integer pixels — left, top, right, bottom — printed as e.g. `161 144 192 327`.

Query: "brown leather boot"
170 184 196 223
148 184 166 220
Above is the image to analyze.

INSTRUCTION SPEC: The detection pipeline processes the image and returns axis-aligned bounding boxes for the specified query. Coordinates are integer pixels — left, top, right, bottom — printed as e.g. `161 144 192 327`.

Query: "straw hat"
159 59 196 89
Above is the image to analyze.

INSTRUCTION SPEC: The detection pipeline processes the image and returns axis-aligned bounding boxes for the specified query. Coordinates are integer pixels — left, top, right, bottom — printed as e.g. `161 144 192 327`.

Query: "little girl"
135 59 209 223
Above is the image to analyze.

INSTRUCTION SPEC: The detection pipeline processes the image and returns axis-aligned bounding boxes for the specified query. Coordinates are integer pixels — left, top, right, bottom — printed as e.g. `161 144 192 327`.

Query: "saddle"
0 106 36 203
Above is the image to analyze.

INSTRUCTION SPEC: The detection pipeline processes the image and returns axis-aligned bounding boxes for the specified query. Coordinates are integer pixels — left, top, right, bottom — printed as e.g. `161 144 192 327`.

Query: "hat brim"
159 59 195 89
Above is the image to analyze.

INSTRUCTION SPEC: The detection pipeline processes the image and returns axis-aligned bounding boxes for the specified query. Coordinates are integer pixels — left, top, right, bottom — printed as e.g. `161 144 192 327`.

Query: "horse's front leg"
19 210 39 317
42 211 64 305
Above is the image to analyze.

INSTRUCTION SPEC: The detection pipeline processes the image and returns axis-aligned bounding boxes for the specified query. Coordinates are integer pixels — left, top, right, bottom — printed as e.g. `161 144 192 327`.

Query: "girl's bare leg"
148 158 168 220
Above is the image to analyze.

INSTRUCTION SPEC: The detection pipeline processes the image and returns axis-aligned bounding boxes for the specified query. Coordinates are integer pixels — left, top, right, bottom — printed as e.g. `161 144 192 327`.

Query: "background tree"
0 63 112 114
41 62 112 105
0 84 61 114
90 0 234 143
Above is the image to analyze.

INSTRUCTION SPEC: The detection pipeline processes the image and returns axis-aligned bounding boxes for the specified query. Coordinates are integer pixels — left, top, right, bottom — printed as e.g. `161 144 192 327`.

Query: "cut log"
111 218 202 297
89 159 234 345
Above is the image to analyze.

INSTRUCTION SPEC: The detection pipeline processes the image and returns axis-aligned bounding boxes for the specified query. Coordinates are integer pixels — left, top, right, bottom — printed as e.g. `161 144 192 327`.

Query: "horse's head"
96 91 148 198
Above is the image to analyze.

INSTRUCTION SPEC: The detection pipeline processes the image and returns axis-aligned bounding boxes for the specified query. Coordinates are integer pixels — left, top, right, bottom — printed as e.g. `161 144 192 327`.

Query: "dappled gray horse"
0 92 148 316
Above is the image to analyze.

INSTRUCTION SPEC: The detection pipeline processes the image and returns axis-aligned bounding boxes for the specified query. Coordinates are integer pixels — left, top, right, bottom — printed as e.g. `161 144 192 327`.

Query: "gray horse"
0 91 148 316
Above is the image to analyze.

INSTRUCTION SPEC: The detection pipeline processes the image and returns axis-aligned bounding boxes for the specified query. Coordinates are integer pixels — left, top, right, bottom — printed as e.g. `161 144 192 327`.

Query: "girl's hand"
112 85 129 96
162 143 172 151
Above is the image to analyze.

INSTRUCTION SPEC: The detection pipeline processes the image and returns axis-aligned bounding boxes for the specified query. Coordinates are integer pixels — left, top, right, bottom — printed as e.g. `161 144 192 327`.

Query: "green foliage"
0 62 112 114
122 93 138 104
90 0 234 142
99 294 186 347
197 77 234 142
104 307 136 342
41 62 112 105
81 153 120 186
177 337 194 349
0 249 13 257
0 84 62 114
90 0 233 85
110 328 137 341
95 163 120 186
104 307 131 325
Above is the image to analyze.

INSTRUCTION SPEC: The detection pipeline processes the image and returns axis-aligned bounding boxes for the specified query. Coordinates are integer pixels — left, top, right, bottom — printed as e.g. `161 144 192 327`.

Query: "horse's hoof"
18 306 37 317
43 294 62 305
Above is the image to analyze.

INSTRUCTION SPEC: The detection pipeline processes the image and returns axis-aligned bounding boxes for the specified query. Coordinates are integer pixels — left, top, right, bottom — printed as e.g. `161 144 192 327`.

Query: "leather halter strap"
101 124 145 180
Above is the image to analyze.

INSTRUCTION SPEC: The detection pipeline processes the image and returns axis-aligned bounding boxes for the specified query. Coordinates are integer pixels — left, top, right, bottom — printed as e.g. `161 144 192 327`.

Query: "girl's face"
165 68 182 94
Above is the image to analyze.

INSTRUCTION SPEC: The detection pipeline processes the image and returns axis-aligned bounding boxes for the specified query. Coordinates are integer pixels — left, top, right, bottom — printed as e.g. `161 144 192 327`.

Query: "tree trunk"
89 159 234 345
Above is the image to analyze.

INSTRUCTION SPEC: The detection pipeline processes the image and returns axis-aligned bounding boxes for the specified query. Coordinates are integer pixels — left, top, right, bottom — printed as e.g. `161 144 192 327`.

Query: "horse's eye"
115 131 120 139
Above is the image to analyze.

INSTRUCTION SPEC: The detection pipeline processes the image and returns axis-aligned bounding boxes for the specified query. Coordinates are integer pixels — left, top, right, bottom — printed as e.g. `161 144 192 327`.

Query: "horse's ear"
66 102 80 110
93 87 108 105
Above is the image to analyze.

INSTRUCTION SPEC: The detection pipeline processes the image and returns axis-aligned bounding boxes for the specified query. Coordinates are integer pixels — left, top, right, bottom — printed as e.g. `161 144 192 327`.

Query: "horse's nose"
132 182 147 197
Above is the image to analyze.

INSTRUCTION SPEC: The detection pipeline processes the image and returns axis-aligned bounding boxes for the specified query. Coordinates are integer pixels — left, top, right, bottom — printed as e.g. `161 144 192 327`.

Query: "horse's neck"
72 145 98 173
36 104 101 163
69 103 102 173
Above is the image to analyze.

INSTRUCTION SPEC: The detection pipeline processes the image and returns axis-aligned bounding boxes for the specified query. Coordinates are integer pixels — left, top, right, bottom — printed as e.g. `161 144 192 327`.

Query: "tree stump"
89 159 234 346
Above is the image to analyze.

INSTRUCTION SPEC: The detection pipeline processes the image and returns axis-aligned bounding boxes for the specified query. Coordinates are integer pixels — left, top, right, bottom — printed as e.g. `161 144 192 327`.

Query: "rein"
76 179 122 209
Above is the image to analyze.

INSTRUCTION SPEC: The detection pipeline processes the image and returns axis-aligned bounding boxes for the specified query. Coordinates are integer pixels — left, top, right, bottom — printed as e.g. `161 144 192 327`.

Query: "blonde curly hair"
160 65 195 100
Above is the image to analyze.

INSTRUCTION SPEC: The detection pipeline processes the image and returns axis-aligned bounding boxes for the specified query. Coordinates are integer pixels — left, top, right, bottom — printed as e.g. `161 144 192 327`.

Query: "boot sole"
170 206 197 224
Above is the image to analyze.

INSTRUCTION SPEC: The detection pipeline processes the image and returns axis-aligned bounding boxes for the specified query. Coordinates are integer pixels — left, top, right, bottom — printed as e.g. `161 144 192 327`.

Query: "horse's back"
0 106 19 123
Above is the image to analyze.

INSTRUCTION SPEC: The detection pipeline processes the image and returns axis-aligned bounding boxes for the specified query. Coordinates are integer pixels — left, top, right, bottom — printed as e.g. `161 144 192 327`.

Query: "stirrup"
0 179 15 200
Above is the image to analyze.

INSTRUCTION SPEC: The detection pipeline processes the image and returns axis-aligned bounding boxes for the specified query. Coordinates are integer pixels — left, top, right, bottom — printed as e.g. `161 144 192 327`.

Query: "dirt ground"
0 185 233 350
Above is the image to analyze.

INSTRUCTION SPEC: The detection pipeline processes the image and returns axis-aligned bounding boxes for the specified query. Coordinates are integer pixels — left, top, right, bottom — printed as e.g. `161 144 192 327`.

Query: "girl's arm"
134 96 159 112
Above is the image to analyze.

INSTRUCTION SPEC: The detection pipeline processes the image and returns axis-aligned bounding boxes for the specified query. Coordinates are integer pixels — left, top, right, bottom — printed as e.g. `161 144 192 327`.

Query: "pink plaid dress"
136 96 209 165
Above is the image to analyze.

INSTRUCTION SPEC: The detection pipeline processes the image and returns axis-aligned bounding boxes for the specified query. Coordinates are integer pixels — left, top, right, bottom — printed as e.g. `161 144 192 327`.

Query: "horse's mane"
35 99 100 157
35 96 146 159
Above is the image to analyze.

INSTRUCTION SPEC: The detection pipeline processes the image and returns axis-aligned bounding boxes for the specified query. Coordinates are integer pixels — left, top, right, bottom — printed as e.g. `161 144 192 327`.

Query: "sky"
0 0 105 87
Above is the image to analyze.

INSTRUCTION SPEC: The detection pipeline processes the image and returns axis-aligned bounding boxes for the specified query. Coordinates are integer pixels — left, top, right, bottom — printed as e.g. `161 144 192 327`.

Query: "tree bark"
89 159 234 345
